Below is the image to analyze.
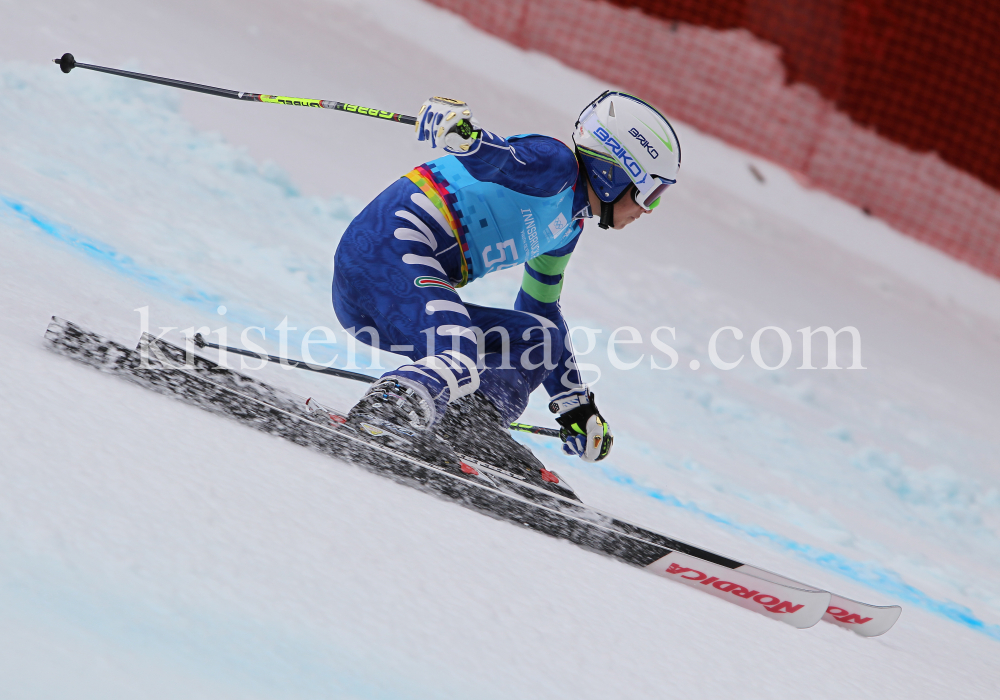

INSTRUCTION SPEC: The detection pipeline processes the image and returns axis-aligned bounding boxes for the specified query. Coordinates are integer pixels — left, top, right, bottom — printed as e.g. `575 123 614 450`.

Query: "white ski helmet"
573 90 681 228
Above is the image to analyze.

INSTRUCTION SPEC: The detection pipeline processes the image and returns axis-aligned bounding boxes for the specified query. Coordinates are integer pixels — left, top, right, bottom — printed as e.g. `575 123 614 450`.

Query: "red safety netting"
424 0 1000 279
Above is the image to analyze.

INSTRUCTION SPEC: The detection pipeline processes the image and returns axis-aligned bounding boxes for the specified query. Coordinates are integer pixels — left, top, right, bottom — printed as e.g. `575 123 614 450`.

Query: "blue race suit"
332 130 592 424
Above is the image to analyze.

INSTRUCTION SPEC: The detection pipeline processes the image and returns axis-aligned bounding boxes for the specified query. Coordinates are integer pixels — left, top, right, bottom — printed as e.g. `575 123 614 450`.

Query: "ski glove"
550 390 613 462
415 97 482 154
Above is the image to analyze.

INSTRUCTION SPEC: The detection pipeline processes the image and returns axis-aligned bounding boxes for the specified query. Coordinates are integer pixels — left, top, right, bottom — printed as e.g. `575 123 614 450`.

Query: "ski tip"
54 53 76 74
824 601 903 637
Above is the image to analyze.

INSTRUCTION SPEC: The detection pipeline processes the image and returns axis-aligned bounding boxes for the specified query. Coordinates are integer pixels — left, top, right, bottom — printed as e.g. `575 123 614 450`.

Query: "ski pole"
193 334 562 439
193 332 378 383
508 422 562 438
52 53 417 126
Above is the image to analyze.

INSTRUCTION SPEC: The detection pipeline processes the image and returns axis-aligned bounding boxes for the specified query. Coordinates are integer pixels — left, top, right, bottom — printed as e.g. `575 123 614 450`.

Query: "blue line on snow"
1 195 221 309
1 195 377 370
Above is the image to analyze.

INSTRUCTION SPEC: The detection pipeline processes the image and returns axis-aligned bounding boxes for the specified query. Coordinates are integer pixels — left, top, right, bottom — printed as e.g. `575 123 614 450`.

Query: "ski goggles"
632 178 672 210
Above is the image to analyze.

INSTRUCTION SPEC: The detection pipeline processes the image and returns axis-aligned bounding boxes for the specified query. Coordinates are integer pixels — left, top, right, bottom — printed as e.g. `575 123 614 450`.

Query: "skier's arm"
514 232 586 395
413 96 579 196
516 234 613 462
460 132 579 197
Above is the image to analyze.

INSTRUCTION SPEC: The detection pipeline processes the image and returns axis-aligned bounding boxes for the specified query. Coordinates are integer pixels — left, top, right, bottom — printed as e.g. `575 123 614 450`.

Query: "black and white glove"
415 96 481 154
549 390 613 462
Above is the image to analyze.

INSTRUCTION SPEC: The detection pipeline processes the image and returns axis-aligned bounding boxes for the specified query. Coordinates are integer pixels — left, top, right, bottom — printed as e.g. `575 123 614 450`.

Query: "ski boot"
345 377 460 470
436 391 579 501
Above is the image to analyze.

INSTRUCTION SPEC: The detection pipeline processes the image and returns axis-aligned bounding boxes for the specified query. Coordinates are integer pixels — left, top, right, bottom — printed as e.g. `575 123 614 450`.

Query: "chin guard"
598 200 614 230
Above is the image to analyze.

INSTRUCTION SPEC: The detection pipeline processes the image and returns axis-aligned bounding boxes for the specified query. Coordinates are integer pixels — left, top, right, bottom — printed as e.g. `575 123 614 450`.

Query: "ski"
44 316 900 635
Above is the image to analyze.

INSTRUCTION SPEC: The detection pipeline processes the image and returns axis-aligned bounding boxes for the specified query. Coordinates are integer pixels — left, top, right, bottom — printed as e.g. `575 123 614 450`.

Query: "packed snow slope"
2 0 1000 697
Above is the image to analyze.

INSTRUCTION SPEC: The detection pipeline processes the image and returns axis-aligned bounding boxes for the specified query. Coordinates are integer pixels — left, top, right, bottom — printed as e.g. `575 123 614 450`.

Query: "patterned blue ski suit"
332 131 592 424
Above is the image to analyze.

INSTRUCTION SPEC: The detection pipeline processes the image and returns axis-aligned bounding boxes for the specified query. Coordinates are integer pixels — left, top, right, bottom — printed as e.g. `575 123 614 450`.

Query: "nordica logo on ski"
826 606 873 625
413 276 456 292
628 127 659 159
593 126 645 180
664 563 805 614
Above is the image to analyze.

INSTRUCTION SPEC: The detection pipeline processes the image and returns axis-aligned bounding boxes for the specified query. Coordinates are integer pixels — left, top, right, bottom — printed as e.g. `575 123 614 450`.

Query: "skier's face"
610 189 649 229
587 182 652 230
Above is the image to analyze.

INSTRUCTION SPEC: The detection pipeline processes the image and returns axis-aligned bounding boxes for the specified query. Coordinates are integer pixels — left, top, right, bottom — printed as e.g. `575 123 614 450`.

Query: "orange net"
424 0 1000 278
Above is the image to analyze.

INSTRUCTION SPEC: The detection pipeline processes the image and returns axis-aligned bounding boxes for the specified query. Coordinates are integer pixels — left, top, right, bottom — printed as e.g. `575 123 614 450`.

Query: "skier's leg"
433 303 577 498
459 303 565 424
334 238 565 425
335 222 574 494
332 184 481 423
335 270 481 420
336 285 564 427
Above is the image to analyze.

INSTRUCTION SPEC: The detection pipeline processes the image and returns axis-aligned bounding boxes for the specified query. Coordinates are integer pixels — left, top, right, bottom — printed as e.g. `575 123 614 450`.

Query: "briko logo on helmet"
592 126 645 180
628 127 659 159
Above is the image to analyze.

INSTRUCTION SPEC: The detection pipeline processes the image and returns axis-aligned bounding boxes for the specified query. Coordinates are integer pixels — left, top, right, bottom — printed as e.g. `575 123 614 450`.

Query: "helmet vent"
608 100 615 118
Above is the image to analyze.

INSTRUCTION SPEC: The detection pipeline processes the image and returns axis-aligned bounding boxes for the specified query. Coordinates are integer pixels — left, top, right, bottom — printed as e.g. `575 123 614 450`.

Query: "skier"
333 91 680 491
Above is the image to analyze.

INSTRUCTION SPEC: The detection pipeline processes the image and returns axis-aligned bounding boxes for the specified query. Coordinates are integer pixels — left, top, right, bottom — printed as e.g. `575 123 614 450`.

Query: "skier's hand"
415 97 481 154
550 390 613 462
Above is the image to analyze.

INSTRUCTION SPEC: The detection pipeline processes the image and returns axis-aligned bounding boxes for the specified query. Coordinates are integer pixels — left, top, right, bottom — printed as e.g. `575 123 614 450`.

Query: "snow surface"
2 0 1000 697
